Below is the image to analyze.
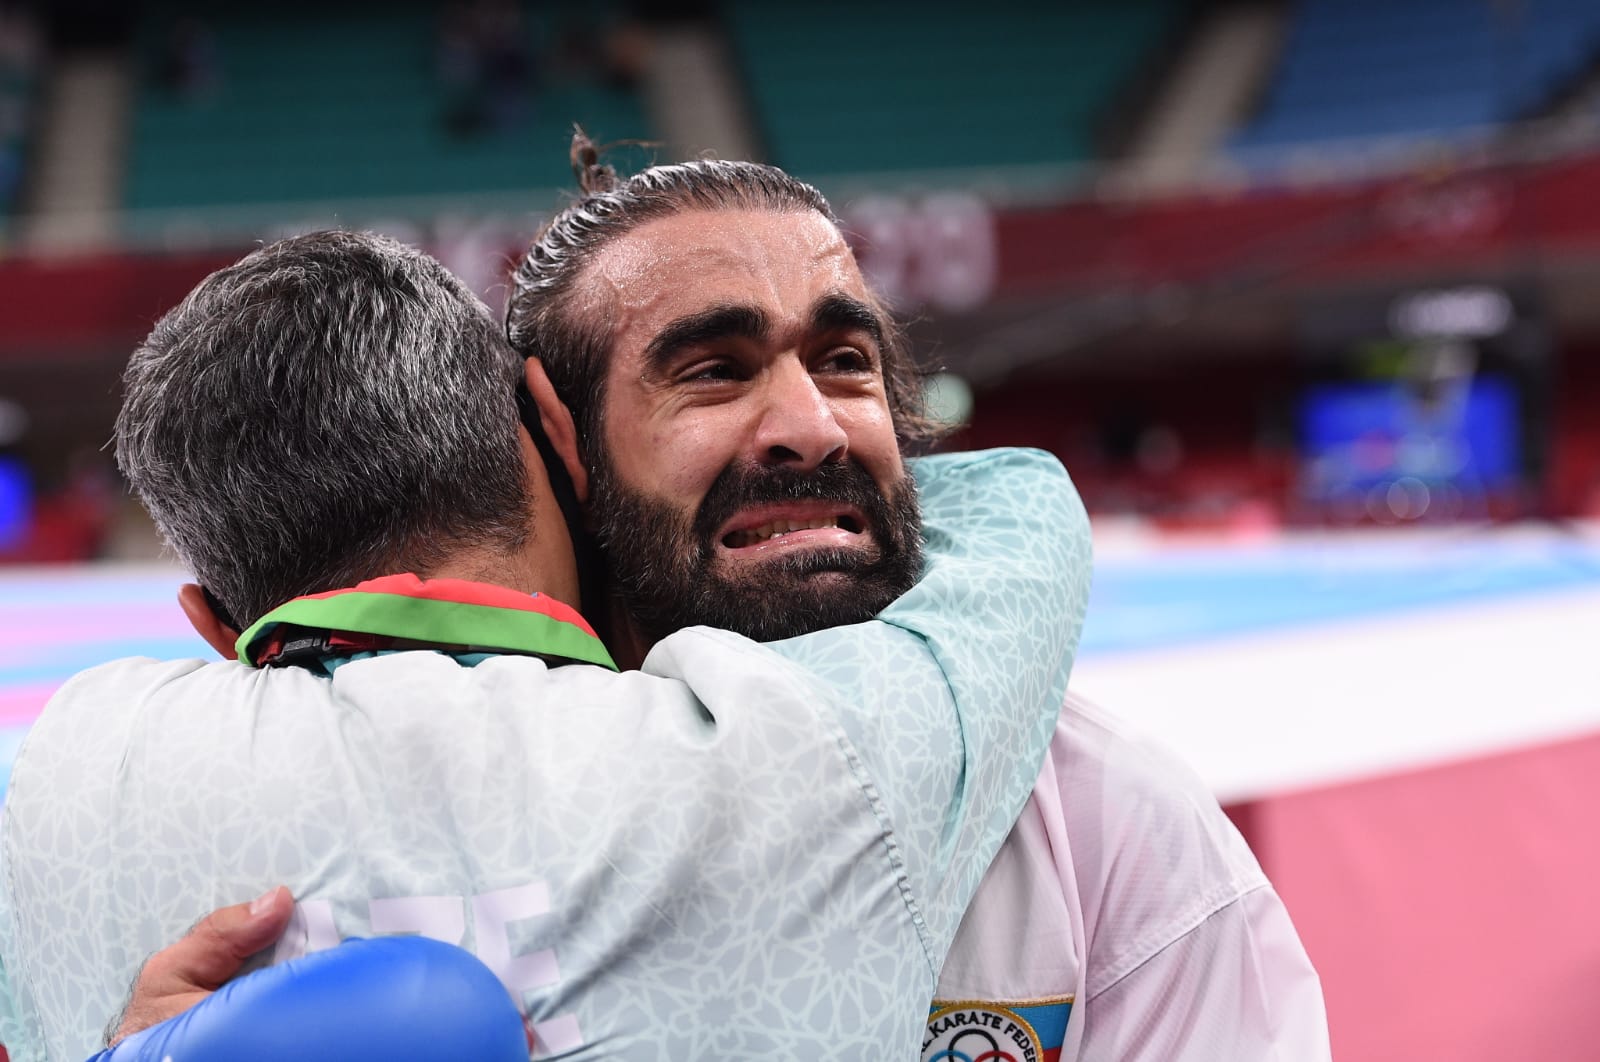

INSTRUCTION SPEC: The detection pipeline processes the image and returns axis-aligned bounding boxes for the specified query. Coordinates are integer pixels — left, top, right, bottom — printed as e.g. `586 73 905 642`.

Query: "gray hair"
116 230 531 628
506 133 937 454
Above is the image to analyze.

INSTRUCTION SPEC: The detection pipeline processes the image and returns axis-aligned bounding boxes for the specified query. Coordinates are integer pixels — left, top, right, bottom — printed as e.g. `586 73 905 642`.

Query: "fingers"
107 886 293 1047
172 886 294 989
109 938 530 1062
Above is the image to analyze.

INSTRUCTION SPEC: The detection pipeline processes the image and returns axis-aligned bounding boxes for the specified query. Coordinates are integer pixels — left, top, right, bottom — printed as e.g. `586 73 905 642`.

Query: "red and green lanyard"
235 573 616 672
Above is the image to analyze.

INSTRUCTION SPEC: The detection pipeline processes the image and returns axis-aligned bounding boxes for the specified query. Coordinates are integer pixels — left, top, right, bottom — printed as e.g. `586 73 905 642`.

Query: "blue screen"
0 457 31 549
1299 375 1520 500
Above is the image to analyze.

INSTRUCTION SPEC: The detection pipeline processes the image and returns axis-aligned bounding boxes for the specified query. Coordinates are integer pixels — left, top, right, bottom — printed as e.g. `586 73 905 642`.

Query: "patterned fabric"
0 447 1091 1062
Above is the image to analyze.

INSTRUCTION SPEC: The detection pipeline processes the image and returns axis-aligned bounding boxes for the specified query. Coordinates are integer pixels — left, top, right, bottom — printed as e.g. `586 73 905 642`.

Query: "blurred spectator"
550 16 602 81
437 0 533 138
553 12 649 92
601 17 649 93
436 4 482 133
154 17 220 101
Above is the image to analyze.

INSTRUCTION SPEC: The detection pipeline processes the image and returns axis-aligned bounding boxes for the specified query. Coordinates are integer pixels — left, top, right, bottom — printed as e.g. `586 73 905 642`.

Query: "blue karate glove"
87 936 528 1062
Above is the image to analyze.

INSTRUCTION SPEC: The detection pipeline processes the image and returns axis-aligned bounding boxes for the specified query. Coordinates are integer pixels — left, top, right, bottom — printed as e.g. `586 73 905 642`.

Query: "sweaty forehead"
580 209 869 341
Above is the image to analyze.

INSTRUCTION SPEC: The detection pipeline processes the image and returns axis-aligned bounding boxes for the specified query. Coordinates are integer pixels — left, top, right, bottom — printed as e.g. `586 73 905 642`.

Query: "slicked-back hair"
116 230 532 628
506 136 938 454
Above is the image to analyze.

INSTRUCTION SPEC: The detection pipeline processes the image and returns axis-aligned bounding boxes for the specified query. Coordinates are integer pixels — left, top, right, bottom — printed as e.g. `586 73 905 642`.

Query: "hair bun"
570 126 619 195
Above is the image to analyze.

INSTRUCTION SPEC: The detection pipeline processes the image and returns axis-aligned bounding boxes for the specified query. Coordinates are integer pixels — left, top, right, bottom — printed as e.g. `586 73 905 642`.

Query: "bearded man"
503 142 1331 1061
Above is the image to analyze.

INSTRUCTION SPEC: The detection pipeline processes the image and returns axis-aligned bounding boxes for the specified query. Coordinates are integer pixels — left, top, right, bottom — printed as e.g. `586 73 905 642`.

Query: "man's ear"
523 357 588 504
178 584 241 661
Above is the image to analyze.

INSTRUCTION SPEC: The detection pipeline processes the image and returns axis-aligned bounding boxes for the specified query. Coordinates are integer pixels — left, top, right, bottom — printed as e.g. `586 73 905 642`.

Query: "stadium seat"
723 0 1184 181
122 1 652 221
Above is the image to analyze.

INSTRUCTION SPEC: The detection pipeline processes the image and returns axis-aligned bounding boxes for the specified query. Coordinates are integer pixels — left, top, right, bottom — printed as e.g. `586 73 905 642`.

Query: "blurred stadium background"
0 0 1598 1057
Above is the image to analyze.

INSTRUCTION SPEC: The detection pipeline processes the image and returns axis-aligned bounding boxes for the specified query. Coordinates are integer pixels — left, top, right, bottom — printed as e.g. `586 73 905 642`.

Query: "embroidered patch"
923 997 1073 1062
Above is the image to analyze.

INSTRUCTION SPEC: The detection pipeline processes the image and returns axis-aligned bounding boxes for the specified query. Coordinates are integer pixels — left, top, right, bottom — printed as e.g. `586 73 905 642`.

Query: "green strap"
237 591 616 671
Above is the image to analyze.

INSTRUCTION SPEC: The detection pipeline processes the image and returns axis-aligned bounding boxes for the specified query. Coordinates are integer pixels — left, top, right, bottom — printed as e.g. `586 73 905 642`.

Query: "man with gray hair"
55 142 1327 1059
0 228 1091 1061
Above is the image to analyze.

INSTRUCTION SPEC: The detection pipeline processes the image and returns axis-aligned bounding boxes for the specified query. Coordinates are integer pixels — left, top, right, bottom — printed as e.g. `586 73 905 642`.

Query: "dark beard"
588 455 923 646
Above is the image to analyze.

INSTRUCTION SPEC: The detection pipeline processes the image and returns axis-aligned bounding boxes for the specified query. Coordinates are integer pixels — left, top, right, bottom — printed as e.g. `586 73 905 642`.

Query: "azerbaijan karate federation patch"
923 997 1073 1062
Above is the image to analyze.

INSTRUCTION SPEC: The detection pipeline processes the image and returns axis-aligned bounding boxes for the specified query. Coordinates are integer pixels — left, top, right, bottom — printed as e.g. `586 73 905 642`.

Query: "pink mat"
0 685 57 728
1242 732 1600 1060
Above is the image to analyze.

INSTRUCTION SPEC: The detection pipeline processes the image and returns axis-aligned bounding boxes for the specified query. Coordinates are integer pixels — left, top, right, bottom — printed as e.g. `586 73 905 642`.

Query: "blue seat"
1230 0 1600 153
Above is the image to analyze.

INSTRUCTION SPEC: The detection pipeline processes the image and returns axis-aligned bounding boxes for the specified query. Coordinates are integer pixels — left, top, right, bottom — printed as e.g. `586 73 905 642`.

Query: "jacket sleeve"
766 447 1092 968
1053 695 1332 1062
1078 885 1331 1061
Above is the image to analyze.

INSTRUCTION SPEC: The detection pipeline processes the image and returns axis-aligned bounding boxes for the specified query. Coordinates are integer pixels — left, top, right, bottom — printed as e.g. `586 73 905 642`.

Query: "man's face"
580 208 921 645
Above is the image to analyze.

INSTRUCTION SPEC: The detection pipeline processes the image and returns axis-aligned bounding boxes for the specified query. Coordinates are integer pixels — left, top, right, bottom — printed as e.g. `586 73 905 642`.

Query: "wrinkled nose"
751 361 849 470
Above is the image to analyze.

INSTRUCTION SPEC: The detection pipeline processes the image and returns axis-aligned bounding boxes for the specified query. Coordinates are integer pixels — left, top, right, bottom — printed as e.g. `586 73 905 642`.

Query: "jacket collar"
236 573 615 671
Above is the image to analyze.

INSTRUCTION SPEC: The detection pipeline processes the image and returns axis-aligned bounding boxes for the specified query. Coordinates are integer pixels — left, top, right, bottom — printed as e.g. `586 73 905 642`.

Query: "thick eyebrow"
642 304 769 377
810 293 886 352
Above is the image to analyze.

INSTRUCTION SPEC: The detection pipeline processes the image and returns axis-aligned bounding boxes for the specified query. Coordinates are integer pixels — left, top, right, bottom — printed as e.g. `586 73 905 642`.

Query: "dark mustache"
691 461 892 547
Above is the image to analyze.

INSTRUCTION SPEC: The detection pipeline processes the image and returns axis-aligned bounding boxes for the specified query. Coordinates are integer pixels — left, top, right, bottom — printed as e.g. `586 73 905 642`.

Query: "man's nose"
752 361 849 470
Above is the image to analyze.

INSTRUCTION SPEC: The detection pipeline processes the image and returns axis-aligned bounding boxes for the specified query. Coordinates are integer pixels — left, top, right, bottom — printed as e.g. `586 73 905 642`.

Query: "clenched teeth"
725 517 841 548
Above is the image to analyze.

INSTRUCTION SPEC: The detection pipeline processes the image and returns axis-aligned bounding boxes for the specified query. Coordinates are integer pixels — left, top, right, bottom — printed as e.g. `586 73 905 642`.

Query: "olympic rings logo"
922 1003 1042 1062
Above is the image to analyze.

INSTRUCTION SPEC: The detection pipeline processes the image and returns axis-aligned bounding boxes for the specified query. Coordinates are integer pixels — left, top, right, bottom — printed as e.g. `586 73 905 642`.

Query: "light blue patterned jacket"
0 447 1091 1061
